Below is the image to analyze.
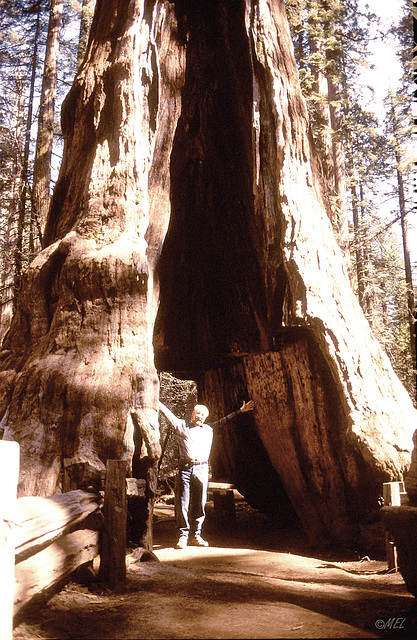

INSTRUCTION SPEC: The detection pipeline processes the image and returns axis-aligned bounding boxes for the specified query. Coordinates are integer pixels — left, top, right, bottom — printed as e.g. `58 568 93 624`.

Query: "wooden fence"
0 445 131 639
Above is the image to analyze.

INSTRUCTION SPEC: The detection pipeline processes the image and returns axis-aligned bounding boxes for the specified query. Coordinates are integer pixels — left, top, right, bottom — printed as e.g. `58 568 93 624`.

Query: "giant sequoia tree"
0 0 416 549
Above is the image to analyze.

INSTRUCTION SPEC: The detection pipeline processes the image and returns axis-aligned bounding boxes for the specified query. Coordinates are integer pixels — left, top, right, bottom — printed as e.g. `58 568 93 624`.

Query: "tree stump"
209 482 236 528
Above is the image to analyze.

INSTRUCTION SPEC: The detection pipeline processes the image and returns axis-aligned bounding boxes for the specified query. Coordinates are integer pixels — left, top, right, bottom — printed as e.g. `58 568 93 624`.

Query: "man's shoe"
190 535 209 547
175 536 188 549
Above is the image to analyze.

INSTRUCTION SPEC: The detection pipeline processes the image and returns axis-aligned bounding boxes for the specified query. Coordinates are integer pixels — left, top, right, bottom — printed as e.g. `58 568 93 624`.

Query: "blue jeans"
175 463 208 538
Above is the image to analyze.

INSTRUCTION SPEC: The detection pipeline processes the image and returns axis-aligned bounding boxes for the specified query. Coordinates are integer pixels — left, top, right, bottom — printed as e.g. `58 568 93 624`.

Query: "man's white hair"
193 404 209 419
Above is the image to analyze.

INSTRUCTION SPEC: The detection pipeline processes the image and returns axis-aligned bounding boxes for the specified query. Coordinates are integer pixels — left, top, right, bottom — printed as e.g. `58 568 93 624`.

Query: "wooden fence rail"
14 489 103 563
0 455 134 634
13 489 103 626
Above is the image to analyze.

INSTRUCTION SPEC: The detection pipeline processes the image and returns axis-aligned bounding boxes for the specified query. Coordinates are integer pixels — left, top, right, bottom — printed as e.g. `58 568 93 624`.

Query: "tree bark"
99 460 127 588
77 0 95 69
327 75 349 258
14 490 102 563
14 530 99 623
0 0 415 551
154 0 416 547
32 0 64 244
0 0 184 497
13 6 41 304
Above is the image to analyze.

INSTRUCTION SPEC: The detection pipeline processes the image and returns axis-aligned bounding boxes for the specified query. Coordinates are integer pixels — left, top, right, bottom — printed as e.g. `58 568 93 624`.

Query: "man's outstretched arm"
158 401 184 431
211 399 254 429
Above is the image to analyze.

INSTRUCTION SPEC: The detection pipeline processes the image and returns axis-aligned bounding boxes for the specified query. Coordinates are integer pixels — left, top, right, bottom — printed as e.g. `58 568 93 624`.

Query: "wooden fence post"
0 441 20 640
99 460 128 589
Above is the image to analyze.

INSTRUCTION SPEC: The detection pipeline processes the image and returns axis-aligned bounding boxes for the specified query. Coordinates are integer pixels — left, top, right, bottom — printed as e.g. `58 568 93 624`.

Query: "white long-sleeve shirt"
159 402 241 464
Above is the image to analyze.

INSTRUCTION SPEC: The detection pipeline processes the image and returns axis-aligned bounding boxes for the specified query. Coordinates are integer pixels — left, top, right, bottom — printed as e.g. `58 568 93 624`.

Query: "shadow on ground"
13 497 417 640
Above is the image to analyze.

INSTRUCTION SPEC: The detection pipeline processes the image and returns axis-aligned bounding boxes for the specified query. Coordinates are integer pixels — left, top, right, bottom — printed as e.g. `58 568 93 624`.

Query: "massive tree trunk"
153 0 417 548
0 0 185 497
0 0 416 551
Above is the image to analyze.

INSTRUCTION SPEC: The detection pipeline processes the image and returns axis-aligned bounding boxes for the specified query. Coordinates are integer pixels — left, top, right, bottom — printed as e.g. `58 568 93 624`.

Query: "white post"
383 482 401 507
383 481 401 571
0 441 20 639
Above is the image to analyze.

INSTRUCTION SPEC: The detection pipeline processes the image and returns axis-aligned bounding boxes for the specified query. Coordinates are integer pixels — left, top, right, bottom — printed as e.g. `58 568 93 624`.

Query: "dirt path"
13 499 417 639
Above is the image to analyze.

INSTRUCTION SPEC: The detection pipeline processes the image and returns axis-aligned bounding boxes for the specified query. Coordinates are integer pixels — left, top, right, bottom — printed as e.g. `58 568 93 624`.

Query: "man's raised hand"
240 400 254 413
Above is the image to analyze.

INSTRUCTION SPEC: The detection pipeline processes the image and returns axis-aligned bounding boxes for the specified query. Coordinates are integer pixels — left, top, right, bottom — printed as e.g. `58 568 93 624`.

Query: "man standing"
158 399 254 548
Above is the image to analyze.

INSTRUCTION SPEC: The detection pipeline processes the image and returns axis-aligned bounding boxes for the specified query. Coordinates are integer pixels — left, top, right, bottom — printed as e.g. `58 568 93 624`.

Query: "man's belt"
181 459 208 467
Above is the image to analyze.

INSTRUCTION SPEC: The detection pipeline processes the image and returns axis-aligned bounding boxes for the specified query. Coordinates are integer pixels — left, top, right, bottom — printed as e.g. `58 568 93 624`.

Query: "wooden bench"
208 482 236 526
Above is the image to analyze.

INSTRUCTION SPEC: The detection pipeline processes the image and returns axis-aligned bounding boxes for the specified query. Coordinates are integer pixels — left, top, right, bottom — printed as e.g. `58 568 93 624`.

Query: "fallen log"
14 490 102 564
13 529 99 624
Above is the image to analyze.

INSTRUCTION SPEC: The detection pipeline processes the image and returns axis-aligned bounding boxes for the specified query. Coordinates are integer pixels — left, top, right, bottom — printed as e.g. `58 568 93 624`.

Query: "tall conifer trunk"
13 4 41 304
77 0 95 68
32 0 64 248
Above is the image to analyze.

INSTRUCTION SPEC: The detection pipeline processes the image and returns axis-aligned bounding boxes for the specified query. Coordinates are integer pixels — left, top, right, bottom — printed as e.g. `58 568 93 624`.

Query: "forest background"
0 0 415 482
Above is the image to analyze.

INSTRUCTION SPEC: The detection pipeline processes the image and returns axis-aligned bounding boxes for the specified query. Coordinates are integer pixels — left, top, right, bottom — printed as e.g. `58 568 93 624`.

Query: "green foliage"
286 0 415 400
350 216 415 396
285 0 373 123
0 0 95 331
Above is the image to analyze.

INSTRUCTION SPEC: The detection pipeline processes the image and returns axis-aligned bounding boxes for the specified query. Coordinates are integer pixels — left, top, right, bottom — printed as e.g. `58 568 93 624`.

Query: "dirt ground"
13 496 417 640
